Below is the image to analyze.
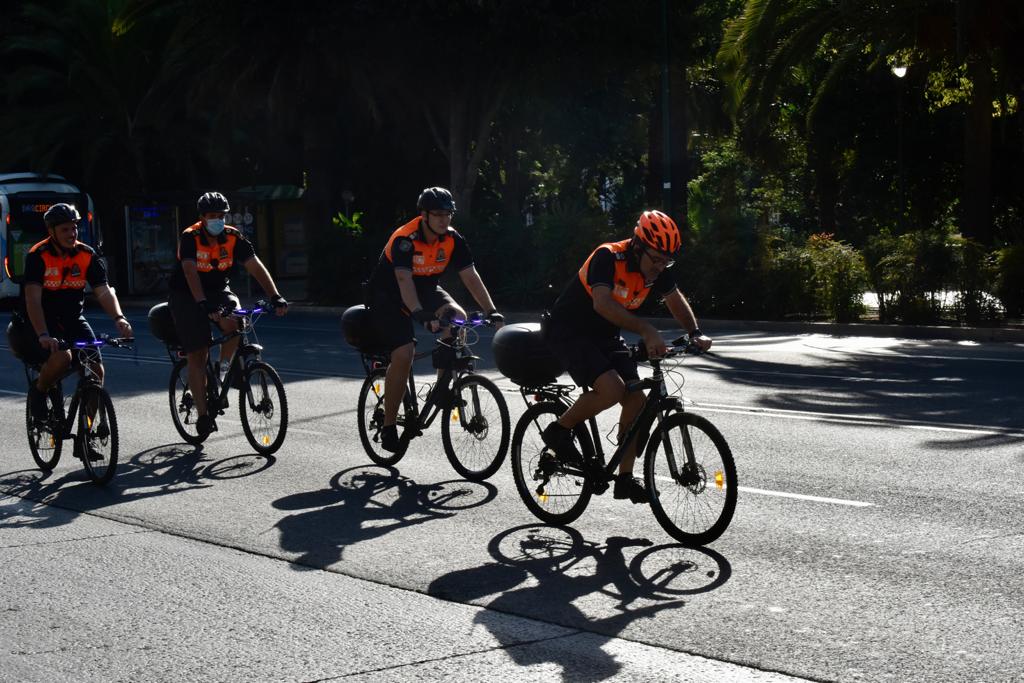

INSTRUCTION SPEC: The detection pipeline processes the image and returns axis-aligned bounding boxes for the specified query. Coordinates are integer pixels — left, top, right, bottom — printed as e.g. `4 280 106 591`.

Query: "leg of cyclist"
27 316 71 420
170 291 217 436
213 291 241 382
381 341 414 450
187 348 210 418
431 299 465 397
612 389 650 503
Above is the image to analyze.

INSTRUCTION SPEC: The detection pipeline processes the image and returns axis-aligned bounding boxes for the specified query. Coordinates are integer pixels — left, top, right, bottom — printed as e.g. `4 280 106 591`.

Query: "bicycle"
23 335 134 485
508 334 737 546
352 311 510 481
151 299 288 454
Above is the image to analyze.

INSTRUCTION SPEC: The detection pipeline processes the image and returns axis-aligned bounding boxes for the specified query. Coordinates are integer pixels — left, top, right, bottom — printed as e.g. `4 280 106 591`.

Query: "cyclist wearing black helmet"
365 186 504 452
167 191 289 437
13 203 133 421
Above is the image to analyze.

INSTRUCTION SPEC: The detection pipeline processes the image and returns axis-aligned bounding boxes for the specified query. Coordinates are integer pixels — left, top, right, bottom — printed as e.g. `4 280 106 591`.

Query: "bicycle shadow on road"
428 524 731 681
272 465 497 571
0 444 274 527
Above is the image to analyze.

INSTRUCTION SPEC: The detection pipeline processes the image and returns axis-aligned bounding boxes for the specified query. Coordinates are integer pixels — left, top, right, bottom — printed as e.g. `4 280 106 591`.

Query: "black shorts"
168 289 240 353
546 335 638 389
369 287 457 353
7 313 98 366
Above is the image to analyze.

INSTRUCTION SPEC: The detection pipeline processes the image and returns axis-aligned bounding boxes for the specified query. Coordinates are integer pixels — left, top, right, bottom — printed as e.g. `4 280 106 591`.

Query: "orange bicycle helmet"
633 210 680 254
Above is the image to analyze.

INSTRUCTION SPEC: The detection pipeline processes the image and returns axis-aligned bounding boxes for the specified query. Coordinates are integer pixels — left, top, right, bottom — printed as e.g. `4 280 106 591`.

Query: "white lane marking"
692 402 1024 438
737 485 875 507
654 476 874 507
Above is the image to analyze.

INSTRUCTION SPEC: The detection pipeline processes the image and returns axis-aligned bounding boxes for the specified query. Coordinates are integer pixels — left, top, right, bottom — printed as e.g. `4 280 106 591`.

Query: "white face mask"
205 218 225 235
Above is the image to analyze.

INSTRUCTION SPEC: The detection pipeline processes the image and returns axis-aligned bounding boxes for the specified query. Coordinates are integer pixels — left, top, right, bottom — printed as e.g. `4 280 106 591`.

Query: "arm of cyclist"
242 256 288 316
592 285 667 358
24 283 61 354
93 284 133 338
457 265 503 328
663 289 712 352
394 268 440 332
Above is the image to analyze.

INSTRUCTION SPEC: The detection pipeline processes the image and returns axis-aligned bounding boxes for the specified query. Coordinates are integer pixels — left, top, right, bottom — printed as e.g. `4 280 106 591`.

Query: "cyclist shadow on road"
428 524 732 681
0 444 273 528
272 465 497 571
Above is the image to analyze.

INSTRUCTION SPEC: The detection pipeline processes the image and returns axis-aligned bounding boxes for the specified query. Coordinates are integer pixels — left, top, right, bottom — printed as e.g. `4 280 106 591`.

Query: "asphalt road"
2 306 1022 682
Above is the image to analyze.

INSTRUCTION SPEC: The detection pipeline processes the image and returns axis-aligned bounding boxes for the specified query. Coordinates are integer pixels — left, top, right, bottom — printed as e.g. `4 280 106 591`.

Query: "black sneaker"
196 414 217 437
613 474 649 504
380 424 400 452
29 386 49 421
541 422 583 465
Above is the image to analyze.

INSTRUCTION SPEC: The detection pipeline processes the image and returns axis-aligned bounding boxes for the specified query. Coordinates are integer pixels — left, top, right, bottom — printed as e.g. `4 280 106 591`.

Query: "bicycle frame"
518 352 692 485
360 315 486 444
25 342 115 442
164 304 266 409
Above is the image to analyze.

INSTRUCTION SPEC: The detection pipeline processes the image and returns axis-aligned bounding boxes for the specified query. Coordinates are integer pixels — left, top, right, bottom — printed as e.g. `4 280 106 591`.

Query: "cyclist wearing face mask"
167 191 289 437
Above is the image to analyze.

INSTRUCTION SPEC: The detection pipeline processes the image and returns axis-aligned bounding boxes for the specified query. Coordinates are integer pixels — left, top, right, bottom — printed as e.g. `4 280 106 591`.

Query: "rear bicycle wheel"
239 361 288 454
26 383 63 471
510 401 595 525
441 374 510 481
77 386 118 485
168 359 206 444
644 411 737 546
357 367 407 466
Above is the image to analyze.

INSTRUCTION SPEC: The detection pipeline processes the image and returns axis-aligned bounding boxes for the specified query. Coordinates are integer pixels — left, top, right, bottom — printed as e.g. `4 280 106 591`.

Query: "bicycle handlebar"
628 334 709 363
64 334 135 350
439 311 500 329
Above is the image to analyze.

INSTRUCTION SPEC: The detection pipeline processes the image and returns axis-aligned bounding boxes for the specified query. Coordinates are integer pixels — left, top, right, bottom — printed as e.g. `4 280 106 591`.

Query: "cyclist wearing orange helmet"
542 210 712 503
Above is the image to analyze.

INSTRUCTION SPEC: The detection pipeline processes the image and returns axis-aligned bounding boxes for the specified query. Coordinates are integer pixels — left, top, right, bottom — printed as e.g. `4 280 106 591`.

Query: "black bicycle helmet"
43 203 81 227
416 187 456 213
197 191 230 214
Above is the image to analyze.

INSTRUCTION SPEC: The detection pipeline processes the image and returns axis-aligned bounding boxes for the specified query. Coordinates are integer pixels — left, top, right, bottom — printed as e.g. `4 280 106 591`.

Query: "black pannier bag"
341 305 382 352
492 322 564 386
6 315 30 360
148 303 180 346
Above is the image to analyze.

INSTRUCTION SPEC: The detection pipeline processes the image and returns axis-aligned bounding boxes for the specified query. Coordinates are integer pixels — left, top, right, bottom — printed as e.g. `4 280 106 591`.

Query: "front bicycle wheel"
357 367 407 466
441 374 510 481
77 386 118 485
168 359 206 445
644 411 737 546
26 384 63 471
239 361 288 454
510 401 595 525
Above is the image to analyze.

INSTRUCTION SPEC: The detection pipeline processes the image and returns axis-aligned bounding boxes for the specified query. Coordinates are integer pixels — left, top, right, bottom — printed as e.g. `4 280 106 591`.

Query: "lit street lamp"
892 65 907 232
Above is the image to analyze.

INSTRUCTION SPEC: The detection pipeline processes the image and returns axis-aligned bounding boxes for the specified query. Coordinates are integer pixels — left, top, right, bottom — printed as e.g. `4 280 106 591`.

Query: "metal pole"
897 86 904 232
661 0 672 212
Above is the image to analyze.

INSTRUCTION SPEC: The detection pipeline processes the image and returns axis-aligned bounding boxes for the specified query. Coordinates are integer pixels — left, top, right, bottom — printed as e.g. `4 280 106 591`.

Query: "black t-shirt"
21 241 108 319
368 225 474 303
548 247 677 340
169 226 256 295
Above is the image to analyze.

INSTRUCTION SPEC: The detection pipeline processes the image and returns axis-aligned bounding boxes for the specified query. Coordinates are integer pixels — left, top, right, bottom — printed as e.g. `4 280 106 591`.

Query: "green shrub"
994 244 1024 318
803 233 868 323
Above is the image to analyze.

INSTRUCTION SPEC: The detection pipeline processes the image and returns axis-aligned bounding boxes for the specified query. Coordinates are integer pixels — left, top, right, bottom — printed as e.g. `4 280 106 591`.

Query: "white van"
0 173 100 300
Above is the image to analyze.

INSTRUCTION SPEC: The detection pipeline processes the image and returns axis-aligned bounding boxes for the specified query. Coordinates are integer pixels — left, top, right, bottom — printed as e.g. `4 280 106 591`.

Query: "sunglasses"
643 245 675 269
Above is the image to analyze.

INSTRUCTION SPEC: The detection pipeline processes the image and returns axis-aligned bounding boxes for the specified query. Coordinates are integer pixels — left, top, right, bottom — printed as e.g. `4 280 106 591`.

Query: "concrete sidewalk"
0 493 806 682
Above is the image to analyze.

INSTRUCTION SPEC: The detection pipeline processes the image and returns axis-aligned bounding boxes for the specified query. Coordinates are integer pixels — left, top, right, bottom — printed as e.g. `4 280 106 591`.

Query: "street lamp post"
892 65 907 233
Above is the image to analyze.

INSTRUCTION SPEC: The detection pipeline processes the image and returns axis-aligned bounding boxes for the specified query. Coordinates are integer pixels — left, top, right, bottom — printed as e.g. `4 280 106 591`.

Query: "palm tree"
718 0 1023 244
